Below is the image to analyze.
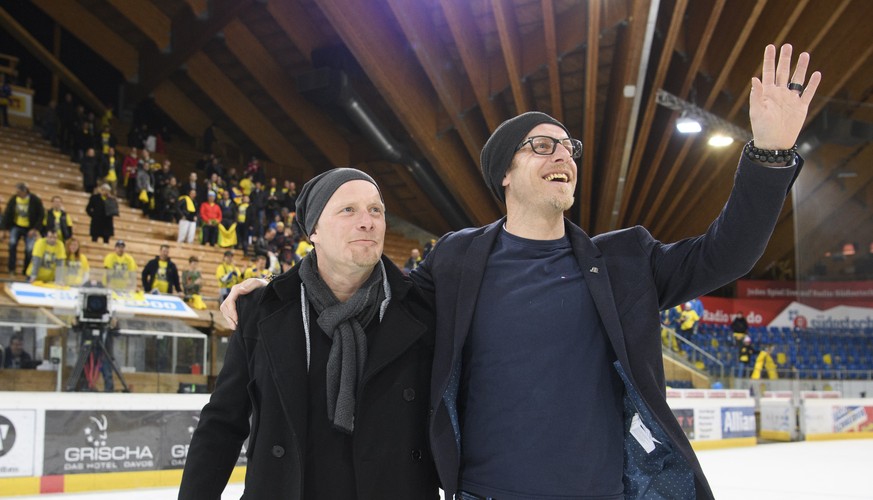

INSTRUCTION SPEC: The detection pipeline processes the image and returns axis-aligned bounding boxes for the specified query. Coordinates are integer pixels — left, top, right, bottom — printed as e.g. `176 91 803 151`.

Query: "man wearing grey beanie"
181 168 439 499
220 44 821 499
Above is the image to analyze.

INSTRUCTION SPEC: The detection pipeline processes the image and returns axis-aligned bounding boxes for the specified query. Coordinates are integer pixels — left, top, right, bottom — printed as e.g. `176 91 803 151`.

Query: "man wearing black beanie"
181 168 439 499
219 44 821 500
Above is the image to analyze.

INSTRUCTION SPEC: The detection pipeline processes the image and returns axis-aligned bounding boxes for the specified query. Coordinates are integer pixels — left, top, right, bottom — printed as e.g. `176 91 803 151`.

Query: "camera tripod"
65 325 130 392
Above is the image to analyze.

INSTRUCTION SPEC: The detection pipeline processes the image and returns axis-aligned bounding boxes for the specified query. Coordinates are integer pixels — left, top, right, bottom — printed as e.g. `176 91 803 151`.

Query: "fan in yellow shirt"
62 237 90 286
26 231 66 283
216 250 242 303
243 254 271 281
103 240 138 290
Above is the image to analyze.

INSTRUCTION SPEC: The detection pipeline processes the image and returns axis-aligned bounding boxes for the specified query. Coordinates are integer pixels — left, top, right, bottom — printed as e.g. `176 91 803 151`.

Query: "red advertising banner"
737 280 873 303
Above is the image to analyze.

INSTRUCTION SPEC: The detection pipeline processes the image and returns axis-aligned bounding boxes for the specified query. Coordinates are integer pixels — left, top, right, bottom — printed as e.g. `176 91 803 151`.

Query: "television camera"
65 286 130 392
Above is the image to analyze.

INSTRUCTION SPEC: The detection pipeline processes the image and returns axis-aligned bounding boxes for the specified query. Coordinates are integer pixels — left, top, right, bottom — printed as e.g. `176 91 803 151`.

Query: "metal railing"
661 326 725 380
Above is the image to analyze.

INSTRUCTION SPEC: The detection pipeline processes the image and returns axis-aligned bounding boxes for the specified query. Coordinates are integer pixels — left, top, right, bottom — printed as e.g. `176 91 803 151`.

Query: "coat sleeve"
644 157 800 310
178 322 254 499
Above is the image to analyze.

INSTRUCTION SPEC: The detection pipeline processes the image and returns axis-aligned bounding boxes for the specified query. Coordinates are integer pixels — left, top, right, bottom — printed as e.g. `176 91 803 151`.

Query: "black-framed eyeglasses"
515 136 583 159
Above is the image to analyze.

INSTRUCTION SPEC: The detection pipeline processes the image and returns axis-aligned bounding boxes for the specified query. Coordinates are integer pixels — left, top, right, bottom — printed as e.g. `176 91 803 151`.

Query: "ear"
309 229 319 245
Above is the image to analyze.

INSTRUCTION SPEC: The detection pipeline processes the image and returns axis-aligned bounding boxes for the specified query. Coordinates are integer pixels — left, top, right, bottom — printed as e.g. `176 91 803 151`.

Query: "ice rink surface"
8 439 872 499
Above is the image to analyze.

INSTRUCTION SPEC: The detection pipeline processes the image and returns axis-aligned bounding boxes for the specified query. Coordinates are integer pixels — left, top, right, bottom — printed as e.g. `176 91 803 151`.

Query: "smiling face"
309 180 385 277
502 123 577 214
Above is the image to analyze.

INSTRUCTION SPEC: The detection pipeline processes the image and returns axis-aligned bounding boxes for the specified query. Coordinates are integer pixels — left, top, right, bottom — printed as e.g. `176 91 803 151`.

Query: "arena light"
708 134 734 147
675 113 702 134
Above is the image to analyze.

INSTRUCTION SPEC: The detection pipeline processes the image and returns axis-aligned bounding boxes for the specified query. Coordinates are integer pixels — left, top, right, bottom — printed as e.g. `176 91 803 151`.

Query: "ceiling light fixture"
657 89 752 145
708 134 734 147
676 112 702 134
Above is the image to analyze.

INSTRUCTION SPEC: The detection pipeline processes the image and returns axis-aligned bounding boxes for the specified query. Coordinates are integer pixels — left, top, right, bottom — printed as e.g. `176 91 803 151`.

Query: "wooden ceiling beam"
491 0 531 113
106 0 171 51
312 0 503 226
577 0 599 230
591 0 651 234
130 0 255 102
185 51 313 176
664 3 873 242
622 0 688 224
222 19 350 168
152 80 212 139
438 0 504 130
651 0 767 236
30 0 138 80
0 6 105 114
542 0 563 122
265 0 327 62
384 0 488 162
639 0 726 230
186 0 209 18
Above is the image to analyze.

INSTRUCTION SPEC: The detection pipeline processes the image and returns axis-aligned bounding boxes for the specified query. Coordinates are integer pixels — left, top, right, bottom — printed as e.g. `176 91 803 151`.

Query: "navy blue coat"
412 156 801 499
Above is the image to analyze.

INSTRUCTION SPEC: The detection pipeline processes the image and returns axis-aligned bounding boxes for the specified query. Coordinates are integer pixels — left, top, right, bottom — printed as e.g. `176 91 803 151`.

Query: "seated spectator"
43 196 74 242
403 248 422 274
86 184 117 243
104 240 137 290
142 244 181 295
26 230 66 283
63 237 89 286
176 188 198 244
199 192 221 246
3 335 37 369
243 254 271 280
216 250 241 303
2 182 45 276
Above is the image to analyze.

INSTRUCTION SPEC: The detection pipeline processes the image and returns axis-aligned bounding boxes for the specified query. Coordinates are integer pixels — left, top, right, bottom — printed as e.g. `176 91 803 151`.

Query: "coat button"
272 445 285 458
411 449 422 461
403 388 416 401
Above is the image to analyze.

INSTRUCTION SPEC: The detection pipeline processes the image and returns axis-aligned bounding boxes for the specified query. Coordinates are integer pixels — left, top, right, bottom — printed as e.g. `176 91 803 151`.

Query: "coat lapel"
257 273 309 438
361 299 425 386
451 218 503 361
566 221 633 372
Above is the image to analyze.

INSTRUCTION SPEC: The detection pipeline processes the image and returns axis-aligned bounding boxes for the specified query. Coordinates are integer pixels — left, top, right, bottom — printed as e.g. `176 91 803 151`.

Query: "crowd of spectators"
3 92 427 310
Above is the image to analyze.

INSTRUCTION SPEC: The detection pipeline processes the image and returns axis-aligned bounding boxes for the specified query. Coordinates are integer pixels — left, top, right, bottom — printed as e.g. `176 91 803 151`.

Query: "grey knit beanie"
480 111 570 203
295 168 382 237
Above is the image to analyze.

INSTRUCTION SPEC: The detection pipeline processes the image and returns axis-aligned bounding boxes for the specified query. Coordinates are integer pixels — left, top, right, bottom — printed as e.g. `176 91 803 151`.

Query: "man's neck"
504 208 566 240
316 262 376 303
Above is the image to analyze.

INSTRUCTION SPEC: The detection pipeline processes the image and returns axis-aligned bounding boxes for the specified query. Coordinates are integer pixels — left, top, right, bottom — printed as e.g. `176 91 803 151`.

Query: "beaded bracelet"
743 140 797 164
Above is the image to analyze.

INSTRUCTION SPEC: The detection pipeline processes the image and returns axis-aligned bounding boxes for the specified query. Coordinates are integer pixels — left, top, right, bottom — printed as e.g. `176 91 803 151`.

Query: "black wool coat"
85 194 114 239
179 257 439 500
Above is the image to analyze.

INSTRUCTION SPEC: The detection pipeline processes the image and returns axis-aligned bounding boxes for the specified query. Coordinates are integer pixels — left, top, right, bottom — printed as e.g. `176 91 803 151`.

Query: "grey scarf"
298 251 390 434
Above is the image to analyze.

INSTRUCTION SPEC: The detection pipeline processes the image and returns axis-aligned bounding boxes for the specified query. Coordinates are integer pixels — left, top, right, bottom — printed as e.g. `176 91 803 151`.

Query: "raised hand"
749 44 822 150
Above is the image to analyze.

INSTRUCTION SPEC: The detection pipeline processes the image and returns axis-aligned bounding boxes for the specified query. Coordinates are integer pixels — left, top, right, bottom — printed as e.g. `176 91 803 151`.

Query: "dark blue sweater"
458 229 624 499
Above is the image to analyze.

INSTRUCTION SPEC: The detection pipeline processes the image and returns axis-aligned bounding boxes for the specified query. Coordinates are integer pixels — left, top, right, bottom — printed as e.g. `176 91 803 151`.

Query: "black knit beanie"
480 111 570 203
295 168 382 237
